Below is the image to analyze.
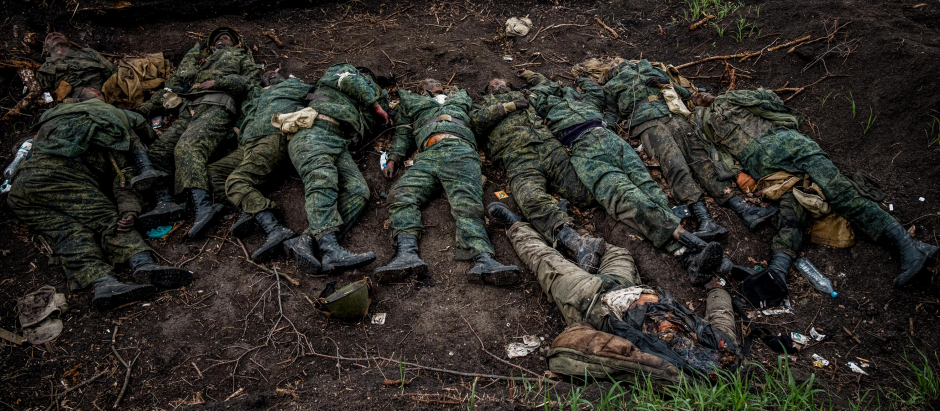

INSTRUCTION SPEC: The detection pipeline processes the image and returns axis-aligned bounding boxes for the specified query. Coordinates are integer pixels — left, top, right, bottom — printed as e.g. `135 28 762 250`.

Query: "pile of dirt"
1 0 938 409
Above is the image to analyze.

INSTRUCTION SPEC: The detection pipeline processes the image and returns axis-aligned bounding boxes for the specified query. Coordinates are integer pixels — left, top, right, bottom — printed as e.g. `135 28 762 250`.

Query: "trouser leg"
771 192 807 256
507 222 598 325
334 149 370 238
436 141 494 260
209 147 243 202
225 134 287 214
669 118 738 205
637 117 706 205
705 288 738 345
288 125 348 239
542 139 595 209
173 105 235 194
508 162 570 243
147 109 192 175
387 157 439 241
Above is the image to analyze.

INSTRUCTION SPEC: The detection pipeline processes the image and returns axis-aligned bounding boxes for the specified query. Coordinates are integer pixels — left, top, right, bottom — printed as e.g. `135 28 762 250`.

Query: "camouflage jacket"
470 88 556 163
238 78 313 145
604 59 692 129
146 43 260 111
308 63 389 138
522 71 606 135
38 48 116 99
389 88 476 164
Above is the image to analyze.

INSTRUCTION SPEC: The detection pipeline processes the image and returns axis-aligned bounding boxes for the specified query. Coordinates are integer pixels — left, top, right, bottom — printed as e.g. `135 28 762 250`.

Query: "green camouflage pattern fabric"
238 78 313 145
471 87 593 241
223 134 289 214
387 139 492 260
288 122 369 239
308 63 389 138
33 98 153 158
773 192 808 256
388 88 476 164
207 146 242 201
603 59 691 128
147 104 236 194
570 127 681 248
634 116 737 205
522 71 606 135
696 90 895 240
8 153 150 291
38 48 116 99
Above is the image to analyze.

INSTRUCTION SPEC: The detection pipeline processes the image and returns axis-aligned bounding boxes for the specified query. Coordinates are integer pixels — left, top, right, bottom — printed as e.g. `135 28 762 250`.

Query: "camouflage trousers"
148 103 236 195
571 127 681 248
772 192 808 256
504 138 594 242
507 221 738 343
288 122 369 239
8 156 150 290
739 129 894 240
634 116 736 205
388 138 492 260
207 134 289 215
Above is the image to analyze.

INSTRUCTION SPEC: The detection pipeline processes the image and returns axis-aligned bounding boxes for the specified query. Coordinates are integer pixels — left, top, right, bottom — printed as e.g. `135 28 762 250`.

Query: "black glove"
644 76 670 87
512 99 529 110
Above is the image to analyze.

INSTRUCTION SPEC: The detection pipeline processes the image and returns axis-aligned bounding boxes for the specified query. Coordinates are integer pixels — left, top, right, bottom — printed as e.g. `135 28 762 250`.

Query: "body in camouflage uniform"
8 98 192 308
38 33 115 101
694 89 937 286
522 70 726 285
471 80 605 272
376 80 519 286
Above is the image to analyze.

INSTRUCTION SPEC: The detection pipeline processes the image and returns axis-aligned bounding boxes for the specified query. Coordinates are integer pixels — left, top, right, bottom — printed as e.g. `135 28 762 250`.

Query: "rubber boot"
728 196 778 230
91 275 156 310
128 251 194 289
230 211 257 238
882 221 939 286
765 252 793 283
676 231 724 286
283 233 321 275
556 225 606 274
250 210 296 262
187 188 224 238
374 234 428 283
467 253 521 287
317 232 376 274
129 150 169 191
486 202 522 228
690 201 728 242
136 185 185 231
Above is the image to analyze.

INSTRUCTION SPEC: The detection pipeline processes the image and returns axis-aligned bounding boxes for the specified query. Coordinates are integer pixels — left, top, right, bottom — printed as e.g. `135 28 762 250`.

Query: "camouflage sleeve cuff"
388 153 403 164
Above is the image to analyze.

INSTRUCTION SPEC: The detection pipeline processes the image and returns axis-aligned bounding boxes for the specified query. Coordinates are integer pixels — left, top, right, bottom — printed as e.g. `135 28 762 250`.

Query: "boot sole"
745 211 777 230
468 266 522 287
230 218 258 238
287 248 322 275
895 244 939 286
136 205 186 232
697 242 725 276
251 231 296 262
130 170 169 192
321 253 377 275
577 239 607 274
373 263 427 284
694 227 729 242
92 284 157 310
135 267 194 289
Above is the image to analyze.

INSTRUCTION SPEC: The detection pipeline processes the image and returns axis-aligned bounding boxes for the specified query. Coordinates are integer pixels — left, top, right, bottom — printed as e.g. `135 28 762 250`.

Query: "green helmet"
319 278 373 321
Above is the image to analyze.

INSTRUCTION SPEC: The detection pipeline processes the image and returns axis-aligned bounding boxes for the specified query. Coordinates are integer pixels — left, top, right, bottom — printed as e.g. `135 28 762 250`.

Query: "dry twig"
594 16 619 39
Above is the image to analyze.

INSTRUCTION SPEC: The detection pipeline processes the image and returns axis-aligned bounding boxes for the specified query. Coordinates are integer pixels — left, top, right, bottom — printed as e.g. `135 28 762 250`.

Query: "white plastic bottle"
794 258 838 298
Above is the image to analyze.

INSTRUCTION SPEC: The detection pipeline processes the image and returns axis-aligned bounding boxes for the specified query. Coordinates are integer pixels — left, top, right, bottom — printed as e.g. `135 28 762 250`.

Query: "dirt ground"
1 0 939 409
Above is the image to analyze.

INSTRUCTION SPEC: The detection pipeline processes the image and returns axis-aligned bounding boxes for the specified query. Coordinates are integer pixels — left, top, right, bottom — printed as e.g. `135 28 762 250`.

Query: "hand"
117 214 135 232
383 160 396 179
512 99 529 110
644 76 670 88
374 104 390 125
197 80 216 90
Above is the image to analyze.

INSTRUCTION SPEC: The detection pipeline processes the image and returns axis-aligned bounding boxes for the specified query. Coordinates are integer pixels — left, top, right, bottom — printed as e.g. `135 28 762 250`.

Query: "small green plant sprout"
467 377 478 410
820 90 834 107
733 16 757 43
862 107 878 134
846 91 857 118
926 114 940 150
398 357 406 394
712 21 726 37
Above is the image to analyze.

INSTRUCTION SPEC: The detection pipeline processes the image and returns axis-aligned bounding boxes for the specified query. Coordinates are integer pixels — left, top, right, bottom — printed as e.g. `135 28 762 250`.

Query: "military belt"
316 113 340 127
419 114 467 129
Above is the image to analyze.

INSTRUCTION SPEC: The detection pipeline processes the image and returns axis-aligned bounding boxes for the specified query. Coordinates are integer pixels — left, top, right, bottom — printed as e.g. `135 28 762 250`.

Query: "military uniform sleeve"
577 77 607 112
123 110 157 144
387 104 416 164
470 99 508 137
89 49 116 79
214 55 261 98
602 89 621 127
521 71 558 117
37 63 57 92
336 72 381 108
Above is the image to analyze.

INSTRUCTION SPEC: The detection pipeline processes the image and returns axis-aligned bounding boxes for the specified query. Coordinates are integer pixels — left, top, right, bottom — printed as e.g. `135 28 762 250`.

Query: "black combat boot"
128 251 194 289
467 253 521 287
556 225 606 274
727 196 778 230
283 233 321 275
486 202 522 228
317 232 376 274
676 231 724 286
187 188 224 238
136 185 185 231
374 234 428 283
230 211 257 238
250 210 296 262
881 222 939 286
90 275 156 310
765 252 793 281
129 150 169 191
718 257 734 277
690 201 728 242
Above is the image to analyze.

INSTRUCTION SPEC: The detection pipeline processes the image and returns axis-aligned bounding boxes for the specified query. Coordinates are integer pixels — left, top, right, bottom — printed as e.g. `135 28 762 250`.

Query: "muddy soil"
1 0 939 409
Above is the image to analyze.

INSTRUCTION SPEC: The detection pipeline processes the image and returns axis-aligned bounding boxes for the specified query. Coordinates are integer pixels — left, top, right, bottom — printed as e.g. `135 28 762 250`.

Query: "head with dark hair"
419 78 443 96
